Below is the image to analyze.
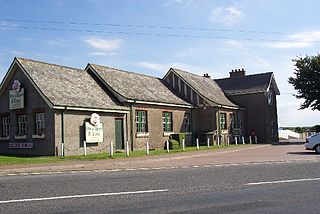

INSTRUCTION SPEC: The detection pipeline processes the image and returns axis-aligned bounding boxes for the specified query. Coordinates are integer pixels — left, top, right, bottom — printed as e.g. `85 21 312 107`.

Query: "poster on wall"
9 80 24 110
85 113 104 143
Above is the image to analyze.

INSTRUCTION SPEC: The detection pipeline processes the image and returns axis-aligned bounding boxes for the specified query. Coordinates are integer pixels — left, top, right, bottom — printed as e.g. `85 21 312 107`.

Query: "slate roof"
88 64 191 107
170 68 238 108
215 72 280 95
16 58 127 111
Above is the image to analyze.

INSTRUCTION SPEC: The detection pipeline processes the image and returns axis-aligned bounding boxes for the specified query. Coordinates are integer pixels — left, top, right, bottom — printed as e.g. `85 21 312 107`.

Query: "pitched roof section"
16 58 127 111
170 68 238 108
215 72 280 96
87 64 191 107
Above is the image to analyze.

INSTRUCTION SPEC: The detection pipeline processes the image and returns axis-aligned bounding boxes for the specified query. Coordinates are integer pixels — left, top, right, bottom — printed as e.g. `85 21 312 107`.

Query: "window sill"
32 134 45 139
0 136 9 141
163 132 174 137
15 135 26 140
136 133 149 138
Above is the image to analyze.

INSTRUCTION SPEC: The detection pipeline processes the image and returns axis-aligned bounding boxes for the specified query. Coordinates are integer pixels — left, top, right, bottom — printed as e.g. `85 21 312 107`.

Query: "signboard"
85 122 103 143
9 80 24 110
85 113 104 143
233 128 241 136
9 142 33 149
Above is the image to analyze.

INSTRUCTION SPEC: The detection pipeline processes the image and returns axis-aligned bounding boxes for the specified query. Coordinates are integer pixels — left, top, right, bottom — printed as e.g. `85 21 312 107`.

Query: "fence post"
217 136 220 147
242 136 245 144
255 136 258 144
146 142 149 155
182 138 185 151
61 142 64 157
207 138 210 149
110 141 113 157
227 137 230 146
249 136 252 144
196 138 199 150
126 141 130 157
166 140 170 153
84 141 87 156
235 137 238 146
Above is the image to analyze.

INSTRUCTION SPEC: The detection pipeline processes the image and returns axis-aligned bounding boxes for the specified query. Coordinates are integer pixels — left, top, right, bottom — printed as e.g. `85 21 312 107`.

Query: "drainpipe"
130 100 135 151
61 108 65 157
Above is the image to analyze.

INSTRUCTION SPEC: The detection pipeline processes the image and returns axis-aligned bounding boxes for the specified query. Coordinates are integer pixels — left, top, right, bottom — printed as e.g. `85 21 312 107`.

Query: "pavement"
0 143 319 176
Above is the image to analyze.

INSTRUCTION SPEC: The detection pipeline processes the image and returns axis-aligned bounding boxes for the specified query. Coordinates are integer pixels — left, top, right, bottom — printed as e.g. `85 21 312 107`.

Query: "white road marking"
0 189 169 204
245 177 320 186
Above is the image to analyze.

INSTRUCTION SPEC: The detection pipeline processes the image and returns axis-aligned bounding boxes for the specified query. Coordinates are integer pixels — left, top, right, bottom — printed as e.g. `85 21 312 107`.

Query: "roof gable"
87 64 191 107
215 72 280 95
13 58 127 111
168 68 238 108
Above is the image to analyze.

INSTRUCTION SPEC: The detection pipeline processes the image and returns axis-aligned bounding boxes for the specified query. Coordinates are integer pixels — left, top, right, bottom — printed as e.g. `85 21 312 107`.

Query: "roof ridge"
171 67 208 79
17 57 84 72
90 63 162 80
215 71 273 81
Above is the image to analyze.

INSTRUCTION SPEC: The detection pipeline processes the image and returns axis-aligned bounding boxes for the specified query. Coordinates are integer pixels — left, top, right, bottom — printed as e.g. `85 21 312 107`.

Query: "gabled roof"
87 64 192 108
168 68 238 108
215 72 280 96
4 58 128 112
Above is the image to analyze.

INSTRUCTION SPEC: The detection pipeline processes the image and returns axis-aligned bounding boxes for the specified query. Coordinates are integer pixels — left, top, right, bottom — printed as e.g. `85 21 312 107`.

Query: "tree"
288 54 320 110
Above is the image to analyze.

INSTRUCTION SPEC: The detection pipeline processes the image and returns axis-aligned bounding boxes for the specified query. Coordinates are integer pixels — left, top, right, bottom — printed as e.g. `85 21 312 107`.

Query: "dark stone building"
0 58 280 156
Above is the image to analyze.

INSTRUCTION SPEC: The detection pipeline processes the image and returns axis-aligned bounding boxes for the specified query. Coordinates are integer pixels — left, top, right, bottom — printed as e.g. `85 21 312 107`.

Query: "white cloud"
84 37 123 52
265 31 320 49
210 6 244 25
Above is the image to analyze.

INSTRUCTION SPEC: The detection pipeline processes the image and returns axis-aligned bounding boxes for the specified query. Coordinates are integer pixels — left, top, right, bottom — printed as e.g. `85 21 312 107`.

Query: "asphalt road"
1 159 320 213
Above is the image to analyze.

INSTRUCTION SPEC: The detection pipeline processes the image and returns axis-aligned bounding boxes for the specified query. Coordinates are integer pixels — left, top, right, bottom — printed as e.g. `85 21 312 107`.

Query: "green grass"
0 144 249 166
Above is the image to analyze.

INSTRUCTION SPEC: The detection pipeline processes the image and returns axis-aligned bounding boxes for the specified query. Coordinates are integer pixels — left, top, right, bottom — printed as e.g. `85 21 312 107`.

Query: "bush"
170 133 186 143
163 139 181 150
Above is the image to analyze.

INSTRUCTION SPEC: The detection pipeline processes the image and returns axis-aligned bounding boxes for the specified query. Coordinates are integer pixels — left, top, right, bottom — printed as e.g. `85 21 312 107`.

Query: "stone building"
0 58 280 156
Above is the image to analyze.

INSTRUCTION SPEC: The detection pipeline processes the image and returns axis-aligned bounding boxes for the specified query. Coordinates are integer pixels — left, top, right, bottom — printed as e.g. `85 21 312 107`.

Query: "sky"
1 0 320 127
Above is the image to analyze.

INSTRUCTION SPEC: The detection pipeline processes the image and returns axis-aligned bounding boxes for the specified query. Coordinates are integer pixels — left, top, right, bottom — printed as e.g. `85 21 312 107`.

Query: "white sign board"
85 122 103 143
9 88 24 110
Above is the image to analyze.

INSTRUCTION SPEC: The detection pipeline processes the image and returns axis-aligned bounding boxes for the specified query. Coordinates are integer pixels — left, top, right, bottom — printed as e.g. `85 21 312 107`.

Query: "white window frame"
162 112 173 132
1 116 10 137
135 110 148 134
17 115 27 136
35 113 45 135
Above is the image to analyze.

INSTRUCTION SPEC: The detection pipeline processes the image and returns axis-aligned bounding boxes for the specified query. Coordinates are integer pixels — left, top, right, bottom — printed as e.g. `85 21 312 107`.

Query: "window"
17 115 27 136
1 116 10 137
163 112 173 132
35 113 45 135
184 113 191 132
230 113 236 129
219 113 227 130
135 110 148 133
268 91 273 105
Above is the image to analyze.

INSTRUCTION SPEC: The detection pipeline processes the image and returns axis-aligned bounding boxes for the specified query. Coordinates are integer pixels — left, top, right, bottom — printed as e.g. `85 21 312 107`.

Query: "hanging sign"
9 80 24 110
85 113 103 143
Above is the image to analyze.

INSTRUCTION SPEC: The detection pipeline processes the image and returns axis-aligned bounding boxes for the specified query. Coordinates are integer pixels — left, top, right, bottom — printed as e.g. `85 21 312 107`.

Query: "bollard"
84 141 87 156
217 137 220 147
207 138 210 149
196 138 199 150
227 137 230 146
110 141 114 157
242 136 245 144
126 141 130 157
166 140 170 153
235 137 238 146
146 142 149 155
255 136 258 144
61 142 64 157
249 136 252 144
182 138 186 151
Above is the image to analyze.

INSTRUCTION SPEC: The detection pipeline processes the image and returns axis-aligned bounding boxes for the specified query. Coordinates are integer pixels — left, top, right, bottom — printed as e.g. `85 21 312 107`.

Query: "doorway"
115 118 124 150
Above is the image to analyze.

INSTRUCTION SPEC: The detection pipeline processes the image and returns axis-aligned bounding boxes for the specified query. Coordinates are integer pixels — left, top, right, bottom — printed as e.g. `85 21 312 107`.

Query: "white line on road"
0 189 169 204
244 177 320 186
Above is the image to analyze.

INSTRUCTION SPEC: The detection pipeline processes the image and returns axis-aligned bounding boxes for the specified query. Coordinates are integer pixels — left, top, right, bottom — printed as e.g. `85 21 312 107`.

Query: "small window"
35 113 45 135
17 115 27 136
1 116 10 137
135 110 148 133
184 113 191 132
163 112 173 132
268 91 273 105
219 113 227 130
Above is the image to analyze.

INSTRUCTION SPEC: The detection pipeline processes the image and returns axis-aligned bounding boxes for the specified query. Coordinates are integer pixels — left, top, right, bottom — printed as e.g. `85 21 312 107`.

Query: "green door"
115 118 124 150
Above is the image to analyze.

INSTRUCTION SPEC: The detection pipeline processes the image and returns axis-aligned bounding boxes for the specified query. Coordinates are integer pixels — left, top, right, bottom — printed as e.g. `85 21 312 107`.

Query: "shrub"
163 139 181 150
170 133 186 143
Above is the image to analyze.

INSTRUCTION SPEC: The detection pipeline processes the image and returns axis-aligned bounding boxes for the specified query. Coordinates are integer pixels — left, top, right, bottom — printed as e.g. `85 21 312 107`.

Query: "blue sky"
1 0 320 127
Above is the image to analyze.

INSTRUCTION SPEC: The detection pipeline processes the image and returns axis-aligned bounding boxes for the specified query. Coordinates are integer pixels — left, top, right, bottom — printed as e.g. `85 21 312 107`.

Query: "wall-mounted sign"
233 128 241 136
9 142 33 149
9 80 24 110
85 113 103 143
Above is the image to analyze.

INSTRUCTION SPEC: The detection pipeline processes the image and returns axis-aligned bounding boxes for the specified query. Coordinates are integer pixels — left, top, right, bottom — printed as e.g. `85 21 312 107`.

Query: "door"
115 118 124 150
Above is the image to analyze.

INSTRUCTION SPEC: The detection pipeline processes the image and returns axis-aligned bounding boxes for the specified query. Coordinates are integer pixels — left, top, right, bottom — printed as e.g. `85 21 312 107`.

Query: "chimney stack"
229 68 246 78
203 73 211 78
